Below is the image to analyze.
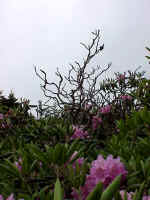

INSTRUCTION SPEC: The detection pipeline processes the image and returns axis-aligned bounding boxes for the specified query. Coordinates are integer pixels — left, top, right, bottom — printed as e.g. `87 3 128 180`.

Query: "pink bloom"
80 175 97 200
15 157 22 172
71 126 89 139
1 123 6 128
100 105 111 114
116 73 126 83
143 196 150 200
120 190 134 200
0 114 4 120
39 162 42 168
70 151 84 169
92 116 102 130
71 188 80 200
0 195 3 200
79 155 127 200
121 95 132 101
85 103 92 110
6 194 15 200
15 162 22 172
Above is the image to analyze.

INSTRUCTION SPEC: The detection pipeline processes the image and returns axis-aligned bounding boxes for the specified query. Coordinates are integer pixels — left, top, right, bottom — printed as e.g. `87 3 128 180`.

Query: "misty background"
0 0 150 113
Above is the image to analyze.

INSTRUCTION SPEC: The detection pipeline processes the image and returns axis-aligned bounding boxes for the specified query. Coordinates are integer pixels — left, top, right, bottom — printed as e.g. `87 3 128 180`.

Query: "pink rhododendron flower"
70 151 84 169
74 155 128 200
117 73 126 83
120 190 134 200
65 151 84 170
39 161 42 168
71 188 80 200
0 194 24 200
121 95 132 101
84 103 92 110
15 157 22 172
92 116 102 130
100 105 111 114
0 195 3 200
1 123 6 129
0 114 4 120
71 125 89 139
143 196 150 200
6 194 15 200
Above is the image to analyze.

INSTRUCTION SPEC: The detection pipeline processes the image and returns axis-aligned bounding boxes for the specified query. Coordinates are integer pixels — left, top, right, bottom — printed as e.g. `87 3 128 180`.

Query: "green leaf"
67 139 80 158
38 185 50 199
123 191 128 200
54 178 63 200
146 47 150 52
28 144 48 165
145 56 150 60
136 181 145 200
114 191 122 200
0 159 22 179
53 144 64 164
86 182 103 200
100 175 121 200
132 190 138 200
47 146 54 163
140 160 146 177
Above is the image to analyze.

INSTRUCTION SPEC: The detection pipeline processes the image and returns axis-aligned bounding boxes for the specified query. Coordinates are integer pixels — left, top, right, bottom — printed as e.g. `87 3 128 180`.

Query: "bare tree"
35 29 111 123
146 46 150 64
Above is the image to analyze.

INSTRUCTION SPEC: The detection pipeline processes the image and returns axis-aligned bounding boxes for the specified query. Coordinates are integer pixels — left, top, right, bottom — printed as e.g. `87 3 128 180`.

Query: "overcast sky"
0 0 150 110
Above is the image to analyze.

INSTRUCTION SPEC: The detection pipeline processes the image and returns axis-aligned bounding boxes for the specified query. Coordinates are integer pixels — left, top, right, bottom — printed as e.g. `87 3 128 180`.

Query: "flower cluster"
92 116 102 130
120 190 134 200
100 105 111 114
14 158 22 172
69 151 84 169
116 73 126 83
72 155 127 200
143 196 150 200
0 113 5 128
71 125 89 139
120 191 150 200
0 111 13 129
84 103 92 110
0 113 4 120
0 194 14 200
121 95 132 101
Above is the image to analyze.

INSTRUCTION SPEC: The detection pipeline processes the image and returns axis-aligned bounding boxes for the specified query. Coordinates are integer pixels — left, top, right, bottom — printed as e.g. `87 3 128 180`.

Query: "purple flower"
1 123 6 128
92 116 102 130
0 194 25 200
71 126 89 139
100 105 111 114
0 114 4 120
116 73 126 83
70 151 84 169
6 194 15 200
71 188 80 200
84 103 92 110
78 155 127 200
39 161 42 168
121 95 132 101
15 157 22 172
64 151 84 170
0 195 3 200
120 190 134 200
143 196 150 200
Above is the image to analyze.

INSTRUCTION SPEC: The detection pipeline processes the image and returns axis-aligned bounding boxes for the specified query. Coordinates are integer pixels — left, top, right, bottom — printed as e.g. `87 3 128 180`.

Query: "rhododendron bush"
0 31 150 199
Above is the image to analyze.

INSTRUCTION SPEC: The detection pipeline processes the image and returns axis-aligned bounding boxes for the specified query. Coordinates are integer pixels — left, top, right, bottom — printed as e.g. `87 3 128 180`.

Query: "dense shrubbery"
0 31 150 199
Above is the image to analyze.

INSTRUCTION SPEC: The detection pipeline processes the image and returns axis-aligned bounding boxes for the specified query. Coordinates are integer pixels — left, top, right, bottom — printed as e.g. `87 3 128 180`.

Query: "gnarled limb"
35 29 111 123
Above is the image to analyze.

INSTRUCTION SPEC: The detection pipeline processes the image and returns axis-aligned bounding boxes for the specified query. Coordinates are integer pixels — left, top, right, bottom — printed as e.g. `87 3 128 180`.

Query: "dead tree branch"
35 29 111 123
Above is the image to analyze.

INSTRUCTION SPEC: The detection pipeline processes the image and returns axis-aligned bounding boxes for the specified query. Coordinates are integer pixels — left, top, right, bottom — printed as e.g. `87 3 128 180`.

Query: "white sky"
0 0 150 110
